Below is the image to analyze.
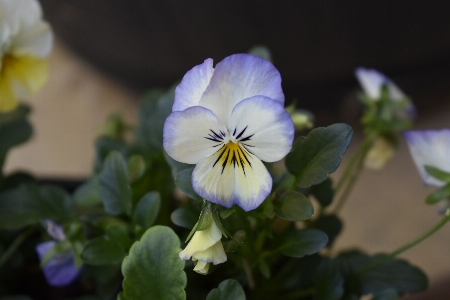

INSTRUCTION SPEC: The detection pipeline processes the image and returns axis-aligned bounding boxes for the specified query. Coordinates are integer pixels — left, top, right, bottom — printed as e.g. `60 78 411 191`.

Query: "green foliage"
0 183 74 229
312 214 342 247
285 123 353 188
251 197 274 218
133 192 161 230
81 226 132 265
127 155 146 183
171 206 199 229
425 165 450 183
280 229 328 258
174 167 202 201
274 191 314 221
73 176 102 208
99 151 132 216
0 118 32 166
135 87 175 153
426 183 450 204
313 259 344 300
337 251 428 297
310 178 334 208
94 136 128 171
206 279 246 300
121 226 186 300
372 289 398 300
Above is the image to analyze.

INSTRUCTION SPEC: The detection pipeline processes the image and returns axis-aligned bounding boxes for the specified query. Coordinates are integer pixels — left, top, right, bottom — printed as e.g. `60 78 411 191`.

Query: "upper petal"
163 106 228 164
199 54 284 124
173 58 214 112
192 143 272 211
228 96 294 162
404 129 450 186
355 67 386 100
10 21 53 58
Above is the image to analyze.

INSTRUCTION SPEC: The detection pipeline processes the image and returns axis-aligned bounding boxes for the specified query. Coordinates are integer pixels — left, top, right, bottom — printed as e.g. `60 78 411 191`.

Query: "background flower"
164 54 294 211
404 129 450 186
0 0 53 111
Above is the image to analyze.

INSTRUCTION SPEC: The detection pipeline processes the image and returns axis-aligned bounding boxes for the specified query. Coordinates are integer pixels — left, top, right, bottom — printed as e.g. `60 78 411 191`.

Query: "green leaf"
258 259 271 279
0 118 32 165
0 183 74 230
81 236 126 265
135 88 175 152
206 279 246 300
251 197 273 218
99 151 132 216
280 229 328 258
94 136 128 171
285 123 353 188
313 259 344 300
122 226 186 300
127 155 146 183
424 165 450 183
171 206 199 229
174 167 202 201
336 251 428 296
274 191 314 221
310 178 334 207
73 176 102 208
426 183 450 204
133 192 161 229
313 214 342 247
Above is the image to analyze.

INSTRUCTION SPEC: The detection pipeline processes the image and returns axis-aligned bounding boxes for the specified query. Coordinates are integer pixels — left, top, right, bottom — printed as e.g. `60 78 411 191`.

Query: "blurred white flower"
0 0 53 111
404 129 450 186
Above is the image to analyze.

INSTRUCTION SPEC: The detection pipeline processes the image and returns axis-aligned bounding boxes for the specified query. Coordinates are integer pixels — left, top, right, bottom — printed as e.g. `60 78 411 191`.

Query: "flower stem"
0 227 35 269
332 137 372 214
357 209 450 275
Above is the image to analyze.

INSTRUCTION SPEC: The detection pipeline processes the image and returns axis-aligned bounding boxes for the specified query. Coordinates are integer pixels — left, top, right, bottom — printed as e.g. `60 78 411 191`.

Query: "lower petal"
0 74 18 112
193 260 210 274
192 241 227 265
192 143 272 211
3 55 48 96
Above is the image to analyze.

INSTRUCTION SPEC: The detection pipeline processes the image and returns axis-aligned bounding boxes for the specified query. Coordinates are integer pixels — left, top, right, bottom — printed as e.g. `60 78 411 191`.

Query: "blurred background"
4 1 450 298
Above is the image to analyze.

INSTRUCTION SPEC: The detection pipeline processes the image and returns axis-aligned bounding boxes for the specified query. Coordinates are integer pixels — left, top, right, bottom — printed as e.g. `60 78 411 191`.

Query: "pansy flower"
35 220 81 287
0 0 53 111
355 67 415 119
164 54 294 211
404 129 450 187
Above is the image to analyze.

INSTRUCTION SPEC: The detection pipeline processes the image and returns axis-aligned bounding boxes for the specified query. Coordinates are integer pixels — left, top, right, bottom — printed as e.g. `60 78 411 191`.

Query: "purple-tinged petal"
199 54 284 124
173 58 214 112
404 129 450 187
163 106 228 164
36 241 80 287
355 67 386 100
227 96 294 162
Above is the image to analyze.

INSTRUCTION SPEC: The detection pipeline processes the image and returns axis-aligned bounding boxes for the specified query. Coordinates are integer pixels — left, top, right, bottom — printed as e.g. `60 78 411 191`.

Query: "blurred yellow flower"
0 0 53 111
364 137 394 171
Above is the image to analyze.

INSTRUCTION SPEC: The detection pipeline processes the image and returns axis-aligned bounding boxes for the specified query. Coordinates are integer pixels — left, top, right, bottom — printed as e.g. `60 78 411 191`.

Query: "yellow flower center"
213 141 252 175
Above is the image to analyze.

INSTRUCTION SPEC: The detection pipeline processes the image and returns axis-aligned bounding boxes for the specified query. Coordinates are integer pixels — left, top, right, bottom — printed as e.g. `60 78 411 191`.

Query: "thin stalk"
0 227 35 269
357 209 450 275
332 139 372 214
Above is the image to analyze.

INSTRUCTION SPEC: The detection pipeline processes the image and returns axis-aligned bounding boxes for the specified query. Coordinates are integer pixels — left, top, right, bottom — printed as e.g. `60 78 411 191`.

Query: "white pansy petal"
193 260 209 274
404 130 450 187
199 54 284 123
11 22 53 57
163 106 228 164
179 220 222 261
192 241 227 264
227 96 294 162
355 67 386 100
173 58 214 112
192 143 272 211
